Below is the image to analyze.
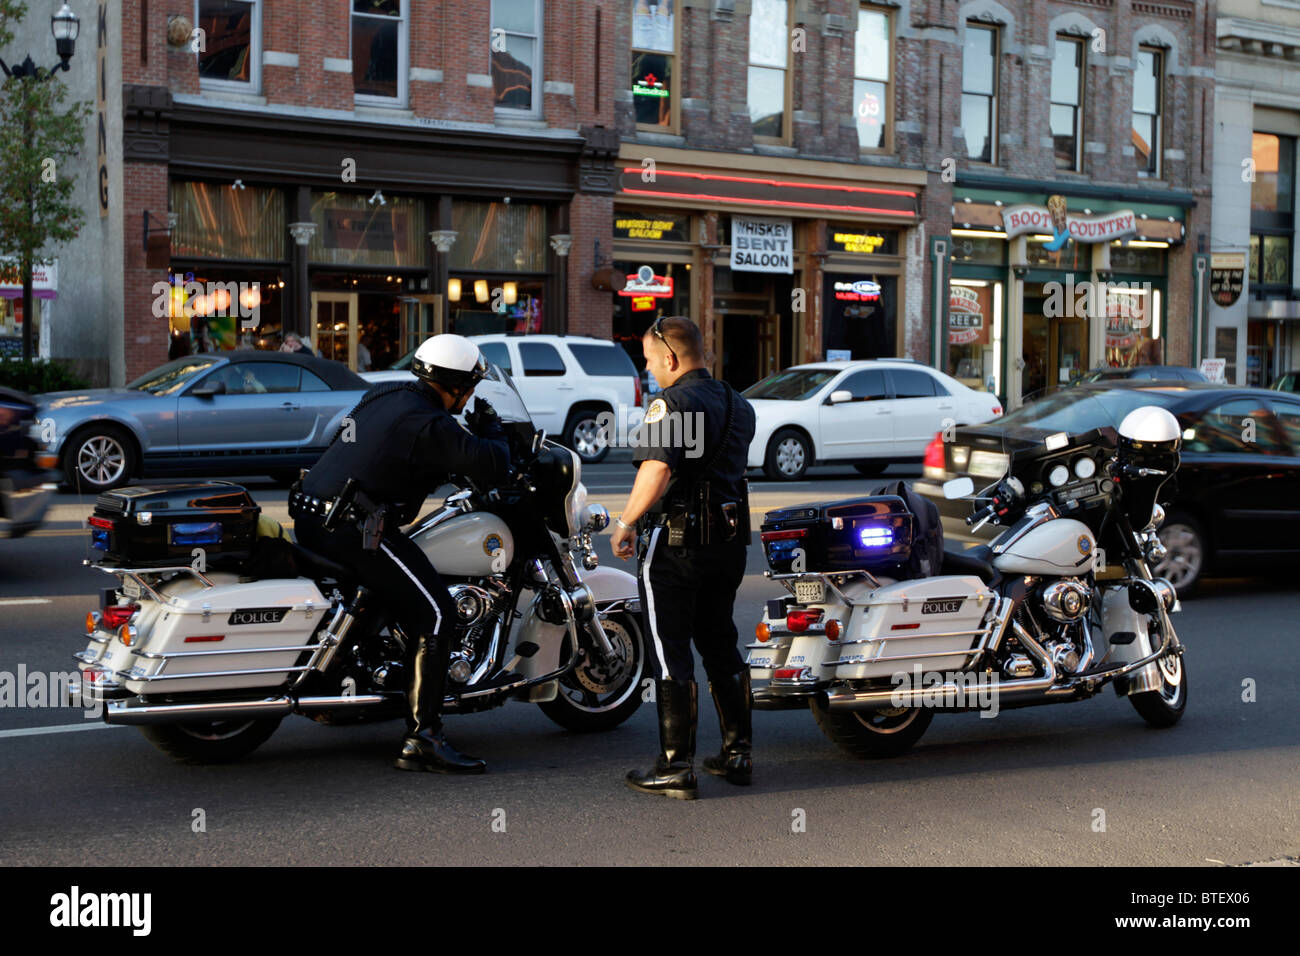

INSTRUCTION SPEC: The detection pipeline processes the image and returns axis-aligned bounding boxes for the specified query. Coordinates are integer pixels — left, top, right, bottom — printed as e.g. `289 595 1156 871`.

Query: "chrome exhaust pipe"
823 618 1058 712
105 696 293 725
294 694 389 712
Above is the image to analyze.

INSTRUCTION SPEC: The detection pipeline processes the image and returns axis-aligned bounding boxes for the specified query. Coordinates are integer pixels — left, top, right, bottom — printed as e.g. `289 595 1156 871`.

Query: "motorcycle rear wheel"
138 717 283 764
810 698 934 758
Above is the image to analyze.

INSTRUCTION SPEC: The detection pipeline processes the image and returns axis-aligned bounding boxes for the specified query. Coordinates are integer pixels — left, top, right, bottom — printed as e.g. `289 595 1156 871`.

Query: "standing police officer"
292 334 511 774
610 316 757 799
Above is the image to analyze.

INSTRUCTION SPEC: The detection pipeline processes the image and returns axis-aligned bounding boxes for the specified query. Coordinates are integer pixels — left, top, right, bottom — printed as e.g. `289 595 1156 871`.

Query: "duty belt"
288 491 366 524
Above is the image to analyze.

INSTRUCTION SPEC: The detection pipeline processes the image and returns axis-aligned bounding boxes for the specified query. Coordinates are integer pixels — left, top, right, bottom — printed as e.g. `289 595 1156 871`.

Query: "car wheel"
1151 512 1207 595
563 408 611 464
63 425 136 492
764 428 810 481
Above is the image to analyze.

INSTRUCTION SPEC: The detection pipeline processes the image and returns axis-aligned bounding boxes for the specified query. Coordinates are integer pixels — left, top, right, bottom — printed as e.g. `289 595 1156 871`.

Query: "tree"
0 0 91 362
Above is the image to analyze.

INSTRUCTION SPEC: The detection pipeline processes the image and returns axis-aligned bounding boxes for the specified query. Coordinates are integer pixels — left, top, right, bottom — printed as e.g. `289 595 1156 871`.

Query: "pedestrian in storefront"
281 331 313 356
610 316 757 800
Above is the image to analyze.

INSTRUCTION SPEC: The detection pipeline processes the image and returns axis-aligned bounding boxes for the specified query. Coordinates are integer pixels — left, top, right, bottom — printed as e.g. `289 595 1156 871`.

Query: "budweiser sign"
1000 197 1137 245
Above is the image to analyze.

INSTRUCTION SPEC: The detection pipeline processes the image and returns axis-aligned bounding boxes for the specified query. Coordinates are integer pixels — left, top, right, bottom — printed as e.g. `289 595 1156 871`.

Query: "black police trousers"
638 526 748 682
294 512 456 644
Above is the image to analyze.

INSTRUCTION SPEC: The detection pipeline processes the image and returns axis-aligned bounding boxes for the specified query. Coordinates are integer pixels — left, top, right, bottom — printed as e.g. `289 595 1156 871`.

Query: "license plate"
120 577 141 600
793 580 825 605
968 450 1009 479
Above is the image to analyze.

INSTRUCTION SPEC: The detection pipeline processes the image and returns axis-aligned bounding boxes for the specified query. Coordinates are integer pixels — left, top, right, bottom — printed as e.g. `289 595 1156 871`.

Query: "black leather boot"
394 633 486 774
702 669 752 785
625 679 697 799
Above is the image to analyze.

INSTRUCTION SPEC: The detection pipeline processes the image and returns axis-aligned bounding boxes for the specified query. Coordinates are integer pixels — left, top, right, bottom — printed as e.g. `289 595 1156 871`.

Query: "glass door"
312 292 358 368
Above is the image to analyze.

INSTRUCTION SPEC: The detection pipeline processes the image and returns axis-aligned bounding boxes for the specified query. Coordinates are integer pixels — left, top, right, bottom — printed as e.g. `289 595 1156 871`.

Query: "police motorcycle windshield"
474 363 531 424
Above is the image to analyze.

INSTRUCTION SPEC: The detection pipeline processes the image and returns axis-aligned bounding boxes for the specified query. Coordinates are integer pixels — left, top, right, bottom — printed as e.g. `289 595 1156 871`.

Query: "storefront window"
632 0 677 130
947 280 1001 395
309 192 427 268
1026 235 1086 271
170 180 285 261
612 260 689 372
448 278 544 335
450 201 547 272
950 234 1004 265
1108 243 1165 275
164 266 286 355
1104 286 1160 369
822 273 897 359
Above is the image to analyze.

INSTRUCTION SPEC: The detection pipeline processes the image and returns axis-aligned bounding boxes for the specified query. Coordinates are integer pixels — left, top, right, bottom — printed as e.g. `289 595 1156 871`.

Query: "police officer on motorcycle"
292 334 511 774
610 316 757 799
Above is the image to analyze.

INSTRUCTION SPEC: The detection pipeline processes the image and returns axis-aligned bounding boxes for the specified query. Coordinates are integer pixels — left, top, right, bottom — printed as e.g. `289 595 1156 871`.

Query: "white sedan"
744 360 1003 480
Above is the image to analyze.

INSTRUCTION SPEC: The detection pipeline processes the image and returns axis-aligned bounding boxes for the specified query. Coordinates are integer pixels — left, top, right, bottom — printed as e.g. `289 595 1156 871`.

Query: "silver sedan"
36 352 371 492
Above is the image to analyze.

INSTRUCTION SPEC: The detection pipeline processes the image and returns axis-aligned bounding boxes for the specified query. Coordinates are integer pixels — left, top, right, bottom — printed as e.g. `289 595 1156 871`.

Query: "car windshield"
127 357 220 395
998 387 1183 432
744 368 838 401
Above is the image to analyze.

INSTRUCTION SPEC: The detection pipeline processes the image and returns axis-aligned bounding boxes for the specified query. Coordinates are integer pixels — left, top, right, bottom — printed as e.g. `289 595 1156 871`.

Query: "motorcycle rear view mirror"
943 477 975 500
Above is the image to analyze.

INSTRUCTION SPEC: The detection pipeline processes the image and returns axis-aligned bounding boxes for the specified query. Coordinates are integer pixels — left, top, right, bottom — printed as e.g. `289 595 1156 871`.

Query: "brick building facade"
120 0 620 382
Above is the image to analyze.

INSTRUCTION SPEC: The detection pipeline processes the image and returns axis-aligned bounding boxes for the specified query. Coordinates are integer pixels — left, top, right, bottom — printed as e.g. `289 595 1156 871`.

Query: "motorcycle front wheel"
1129 649 1188 728
810 697 934 758
538 612 646 732
138 717 283 764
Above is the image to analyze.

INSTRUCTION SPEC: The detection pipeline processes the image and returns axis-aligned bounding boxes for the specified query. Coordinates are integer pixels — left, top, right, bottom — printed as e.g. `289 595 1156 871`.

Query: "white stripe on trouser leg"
640 527 669 676
380 542 443 636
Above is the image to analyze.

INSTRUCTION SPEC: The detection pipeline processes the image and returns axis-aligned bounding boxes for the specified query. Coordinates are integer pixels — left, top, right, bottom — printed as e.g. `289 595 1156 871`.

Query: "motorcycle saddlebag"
88 482 260 567
760 495 914 575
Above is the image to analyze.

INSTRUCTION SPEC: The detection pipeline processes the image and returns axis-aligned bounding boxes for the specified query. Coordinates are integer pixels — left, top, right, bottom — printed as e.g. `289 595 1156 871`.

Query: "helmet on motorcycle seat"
411 334 488 392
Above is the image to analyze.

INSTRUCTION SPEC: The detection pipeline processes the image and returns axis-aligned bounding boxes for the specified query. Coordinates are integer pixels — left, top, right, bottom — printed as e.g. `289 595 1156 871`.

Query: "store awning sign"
1210 252 1245 308
948 286 982 344
833 279 881 302
0 258 58 299
1001 196 1137 246
619 265 674 297
731 216 794 273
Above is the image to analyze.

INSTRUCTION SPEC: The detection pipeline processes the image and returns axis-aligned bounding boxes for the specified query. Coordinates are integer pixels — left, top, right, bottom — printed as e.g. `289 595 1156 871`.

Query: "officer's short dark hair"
644 316 704 363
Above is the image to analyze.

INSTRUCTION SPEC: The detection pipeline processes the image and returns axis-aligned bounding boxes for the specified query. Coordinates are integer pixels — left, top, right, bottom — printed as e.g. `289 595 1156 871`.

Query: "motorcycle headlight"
582 503 609 533
566 483 589 537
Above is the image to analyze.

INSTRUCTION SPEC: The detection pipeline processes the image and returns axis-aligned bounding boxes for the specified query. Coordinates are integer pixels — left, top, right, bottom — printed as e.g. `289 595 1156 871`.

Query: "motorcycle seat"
941 544 998 586
290 542 357 587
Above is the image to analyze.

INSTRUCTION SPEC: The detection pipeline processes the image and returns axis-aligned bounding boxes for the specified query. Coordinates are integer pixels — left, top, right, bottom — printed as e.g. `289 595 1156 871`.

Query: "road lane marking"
0 598 53 606
0 722 125 738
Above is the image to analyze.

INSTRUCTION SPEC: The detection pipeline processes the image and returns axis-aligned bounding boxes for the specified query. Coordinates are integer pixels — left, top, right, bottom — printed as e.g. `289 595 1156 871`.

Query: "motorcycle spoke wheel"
538 613 647 732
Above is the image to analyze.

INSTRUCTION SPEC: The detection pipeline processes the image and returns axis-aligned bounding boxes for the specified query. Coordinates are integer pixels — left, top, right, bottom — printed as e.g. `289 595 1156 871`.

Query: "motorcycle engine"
446 581 510 683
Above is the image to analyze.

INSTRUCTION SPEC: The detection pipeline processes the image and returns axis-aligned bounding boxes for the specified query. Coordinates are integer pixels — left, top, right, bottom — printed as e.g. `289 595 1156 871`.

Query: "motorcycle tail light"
825 619 840 640
923 432 946 478
87 516 115 530
755 622 770 643
787 608 823 633
101 604 139 628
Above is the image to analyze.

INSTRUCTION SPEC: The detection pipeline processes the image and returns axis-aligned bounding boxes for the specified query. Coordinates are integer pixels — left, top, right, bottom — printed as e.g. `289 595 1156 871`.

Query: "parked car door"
513 340 571 435
1264 395 1300 550
176 362 317 453
1177 396 1293 555
887 367 952 455
817 368 893 460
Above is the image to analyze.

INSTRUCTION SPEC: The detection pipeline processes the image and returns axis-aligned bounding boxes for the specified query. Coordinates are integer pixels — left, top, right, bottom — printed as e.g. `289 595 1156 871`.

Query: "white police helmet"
410 334 488 392
1118 405 1181 447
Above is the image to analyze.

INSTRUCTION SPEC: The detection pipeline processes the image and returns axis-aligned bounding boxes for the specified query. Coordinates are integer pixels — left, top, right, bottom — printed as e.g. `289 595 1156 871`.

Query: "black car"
0 386 58 537
915 382 1300 593
1075 365 1208 384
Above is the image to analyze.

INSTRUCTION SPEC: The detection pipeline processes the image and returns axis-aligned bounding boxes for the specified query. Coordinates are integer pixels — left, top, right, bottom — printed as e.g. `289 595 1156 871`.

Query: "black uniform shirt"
303 382 510 525
633 368 756 510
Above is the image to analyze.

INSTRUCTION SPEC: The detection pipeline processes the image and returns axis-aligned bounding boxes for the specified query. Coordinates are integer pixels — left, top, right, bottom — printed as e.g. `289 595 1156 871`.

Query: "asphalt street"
1 461 1297 866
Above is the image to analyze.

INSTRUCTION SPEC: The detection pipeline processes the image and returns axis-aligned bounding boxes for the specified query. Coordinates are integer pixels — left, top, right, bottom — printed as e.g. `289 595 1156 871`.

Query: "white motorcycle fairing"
511 563 640 680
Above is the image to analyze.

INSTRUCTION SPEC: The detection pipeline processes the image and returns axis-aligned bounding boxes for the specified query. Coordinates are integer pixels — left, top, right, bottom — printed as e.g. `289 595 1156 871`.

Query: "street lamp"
0 3 81 363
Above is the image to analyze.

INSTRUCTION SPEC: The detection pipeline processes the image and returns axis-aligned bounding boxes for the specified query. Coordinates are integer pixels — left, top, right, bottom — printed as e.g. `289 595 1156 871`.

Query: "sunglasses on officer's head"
651 316 678 364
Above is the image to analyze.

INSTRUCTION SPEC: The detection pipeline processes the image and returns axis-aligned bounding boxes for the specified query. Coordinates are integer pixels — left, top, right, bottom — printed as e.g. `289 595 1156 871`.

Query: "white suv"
745 359 1003 480
360 335 641 463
